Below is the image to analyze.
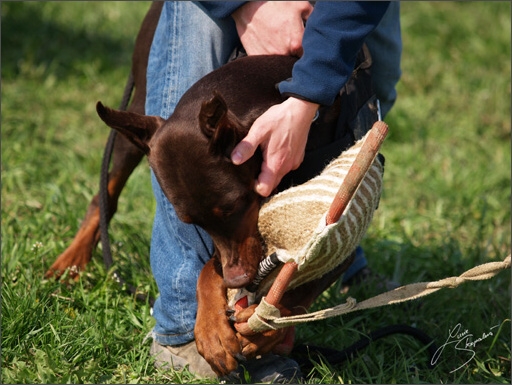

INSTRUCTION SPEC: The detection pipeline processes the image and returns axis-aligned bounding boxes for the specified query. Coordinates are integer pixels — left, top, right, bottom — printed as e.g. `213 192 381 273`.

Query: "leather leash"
99 71 155 306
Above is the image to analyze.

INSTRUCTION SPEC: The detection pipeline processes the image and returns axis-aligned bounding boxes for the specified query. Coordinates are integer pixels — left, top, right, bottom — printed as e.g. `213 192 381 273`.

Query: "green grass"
2 1 510 384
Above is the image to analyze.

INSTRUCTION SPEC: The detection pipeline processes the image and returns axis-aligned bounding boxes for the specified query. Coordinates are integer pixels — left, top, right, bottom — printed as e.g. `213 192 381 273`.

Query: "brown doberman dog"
94 53 357 375
46 2 377 376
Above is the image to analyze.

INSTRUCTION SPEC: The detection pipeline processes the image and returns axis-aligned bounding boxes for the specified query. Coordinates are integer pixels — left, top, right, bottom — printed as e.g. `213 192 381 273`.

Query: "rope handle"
251 255 510 330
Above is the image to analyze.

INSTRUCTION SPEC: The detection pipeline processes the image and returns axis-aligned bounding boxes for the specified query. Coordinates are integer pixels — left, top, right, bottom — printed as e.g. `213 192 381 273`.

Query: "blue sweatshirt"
200 1 389 106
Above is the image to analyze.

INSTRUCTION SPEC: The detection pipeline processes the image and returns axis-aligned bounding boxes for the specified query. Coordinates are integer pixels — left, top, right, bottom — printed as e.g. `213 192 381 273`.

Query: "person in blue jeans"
146 1 402 382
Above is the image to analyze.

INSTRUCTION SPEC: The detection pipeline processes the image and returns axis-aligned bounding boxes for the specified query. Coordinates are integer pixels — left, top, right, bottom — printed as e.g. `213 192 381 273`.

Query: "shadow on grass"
1 2 144 80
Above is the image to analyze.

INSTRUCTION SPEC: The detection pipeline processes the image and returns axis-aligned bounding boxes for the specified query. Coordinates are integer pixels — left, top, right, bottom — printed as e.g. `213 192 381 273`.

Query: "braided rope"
229 120 510 333
246 255 510 331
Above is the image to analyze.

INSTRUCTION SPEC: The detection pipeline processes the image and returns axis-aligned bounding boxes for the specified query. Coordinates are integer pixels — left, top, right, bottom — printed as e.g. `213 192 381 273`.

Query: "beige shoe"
150 339 303 383
150 340 216 378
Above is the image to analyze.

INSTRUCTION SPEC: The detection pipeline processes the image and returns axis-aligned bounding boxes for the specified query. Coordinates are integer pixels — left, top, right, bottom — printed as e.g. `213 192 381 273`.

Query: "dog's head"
96 92 263 288
97 55 298 288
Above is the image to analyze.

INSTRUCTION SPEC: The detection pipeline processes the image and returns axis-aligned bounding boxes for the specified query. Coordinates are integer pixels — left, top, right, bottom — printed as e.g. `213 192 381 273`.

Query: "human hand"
231 1 313 56
231 303 293 358
231 97 319 197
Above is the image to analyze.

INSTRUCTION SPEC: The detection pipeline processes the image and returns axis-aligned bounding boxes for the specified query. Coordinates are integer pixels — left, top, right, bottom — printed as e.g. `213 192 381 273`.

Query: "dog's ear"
96 101 164 154
199 92 244 157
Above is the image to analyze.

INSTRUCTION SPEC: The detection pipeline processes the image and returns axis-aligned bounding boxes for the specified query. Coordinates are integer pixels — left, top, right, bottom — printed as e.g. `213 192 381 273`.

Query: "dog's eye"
212 194 251 219
211 190 256 220
212 205 235 218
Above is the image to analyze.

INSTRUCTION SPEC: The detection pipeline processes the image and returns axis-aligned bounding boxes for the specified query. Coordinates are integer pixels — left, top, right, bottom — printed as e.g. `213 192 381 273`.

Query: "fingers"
232 304 257 336
232 305 294 359
236 328 288 358
300 1 314 21
254 162 277 198
231 138 258 166
230 119 283 197
234 321 256 337
256 147 305 197
231 98 317 197
232 1 313 57
233 304 257 321
232 137 296 198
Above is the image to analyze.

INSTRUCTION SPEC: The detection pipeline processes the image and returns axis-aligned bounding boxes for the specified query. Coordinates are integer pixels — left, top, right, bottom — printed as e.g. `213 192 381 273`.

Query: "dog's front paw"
195 310 243 376
195 259 244 376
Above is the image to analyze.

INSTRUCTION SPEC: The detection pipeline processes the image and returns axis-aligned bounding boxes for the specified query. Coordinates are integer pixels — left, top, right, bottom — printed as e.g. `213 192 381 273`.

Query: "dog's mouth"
222 264 254 288
216 235 262 289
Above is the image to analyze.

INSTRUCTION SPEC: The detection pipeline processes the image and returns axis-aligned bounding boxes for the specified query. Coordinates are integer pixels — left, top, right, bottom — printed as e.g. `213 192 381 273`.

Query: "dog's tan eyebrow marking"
179 213 194 223
212 206 225 218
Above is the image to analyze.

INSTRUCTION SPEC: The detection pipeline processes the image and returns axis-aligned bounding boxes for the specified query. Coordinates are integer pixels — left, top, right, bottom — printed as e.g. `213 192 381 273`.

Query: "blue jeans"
146 1 401 347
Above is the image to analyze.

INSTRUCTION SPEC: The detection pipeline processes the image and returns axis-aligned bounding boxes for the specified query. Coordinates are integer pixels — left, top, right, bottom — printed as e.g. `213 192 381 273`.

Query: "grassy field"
2 2 510 384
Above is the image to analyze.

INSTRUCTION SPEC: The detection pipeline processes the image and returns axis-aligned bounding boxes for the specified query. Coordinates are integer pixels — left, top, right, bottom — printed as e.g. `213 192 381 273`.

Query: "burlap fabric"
253 131 384 298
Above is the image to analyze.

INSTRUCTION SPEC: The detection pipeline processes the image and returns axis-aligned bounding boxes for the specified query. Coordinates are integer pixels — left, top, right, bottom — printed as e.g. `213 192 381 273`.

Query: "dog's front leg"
195 258 243 376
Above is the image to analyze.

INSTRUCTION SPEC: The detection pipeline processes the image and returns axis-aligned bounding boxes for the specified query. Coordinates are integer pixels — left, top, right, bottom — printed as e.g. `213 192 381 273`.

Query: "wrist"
286 97 320 121
231 1 264 26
